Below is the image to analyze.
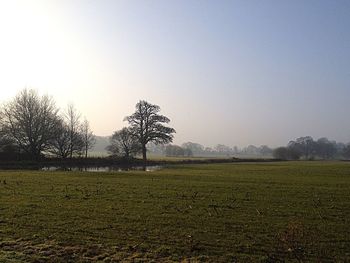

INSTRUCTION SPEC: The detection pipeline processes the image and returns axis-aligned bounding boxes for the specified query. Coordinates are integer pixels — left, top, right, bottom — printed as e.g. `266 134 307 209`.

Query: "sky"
0 0 349 148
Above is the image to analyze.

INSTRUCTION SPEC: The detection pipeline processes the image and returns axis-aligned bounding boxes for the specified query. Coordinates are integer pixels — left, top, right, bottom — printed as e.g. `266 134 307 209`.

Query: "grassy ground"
0 161 349 262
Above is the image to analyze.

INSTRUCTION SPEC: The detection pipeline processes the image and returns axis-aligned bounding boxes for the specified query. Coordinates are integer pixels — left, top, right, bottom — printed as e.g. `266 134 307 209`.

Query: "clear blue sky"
0 0 349 147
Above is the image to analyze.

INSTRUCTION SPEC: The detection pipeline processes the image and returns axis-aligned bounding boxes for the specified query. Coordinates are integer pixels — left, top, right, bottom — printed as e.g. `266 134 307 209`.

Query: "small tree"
65 104 84 158
81 119 96 158
124 100 175 163
48 118 71 158
106 127 141 158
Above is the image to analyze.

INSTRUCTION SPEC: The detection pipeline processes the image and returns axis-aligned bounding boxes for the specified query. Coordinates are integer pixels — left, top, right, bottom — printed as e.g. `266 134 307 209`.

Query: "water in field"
41 165 162 172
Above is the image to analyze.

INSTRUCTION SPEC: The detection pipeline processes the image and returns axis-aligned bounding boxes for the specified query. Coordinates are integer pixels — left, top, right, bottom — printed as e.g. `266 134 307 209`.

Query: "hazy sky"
0 0 349 147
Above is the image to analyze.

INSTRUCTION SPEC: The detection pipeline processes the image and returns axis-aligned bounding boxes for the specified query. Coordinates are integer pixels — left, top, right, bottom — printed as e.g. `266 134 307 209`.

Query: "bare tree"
81 119 96 158
106 127 141 158
65 104 83 158
0 89 60 160
124 100 175 163
48 118 71 158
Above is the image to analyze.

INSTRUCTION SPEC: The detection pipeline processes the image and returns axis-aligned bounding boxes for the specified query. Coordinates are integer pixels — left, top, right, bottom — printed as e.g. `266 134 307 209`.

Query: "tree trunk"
142 144 147 166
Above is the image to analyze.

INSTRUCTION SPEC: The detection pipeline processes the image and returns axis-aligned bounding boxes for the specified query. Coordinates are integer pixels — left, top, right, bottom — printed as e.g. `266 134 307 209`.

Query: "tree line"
1 89 349 162
150 138 350 160
273 136 350 160
148 142 274 157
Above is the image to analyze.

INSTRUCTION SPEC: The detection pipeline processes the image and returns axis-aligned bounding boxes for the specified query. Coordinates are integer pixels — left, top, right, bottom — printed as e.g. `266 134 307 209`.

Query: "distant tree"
334 142 345 158
287 146 303 160
343 144 350 159
289 136 315 159
259 145 273 156
286 141 302 159
273 146 301 160
181 142 204 156
106 127 141 158
273 147 289 159
147 142 167 156
203 147 214 156
125 100 175 164
0 89 60 160
315 137 337 159
165 145 184 157
183 147 193 157
243 145 259 155
336 142 346 153
214 144 232 155
81 119 96 158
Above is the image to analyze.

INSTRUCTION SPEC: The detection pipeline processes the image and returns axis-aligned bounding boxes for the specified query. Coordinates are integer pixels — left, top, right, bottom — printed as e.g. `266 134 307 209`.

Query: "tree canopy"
124 100 175 163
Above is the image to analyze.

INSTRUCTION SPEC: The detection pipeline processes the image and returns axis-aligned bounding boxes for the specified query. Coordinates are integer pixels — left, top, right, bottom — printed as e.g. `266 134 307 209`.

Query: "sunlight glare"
0 0 86 101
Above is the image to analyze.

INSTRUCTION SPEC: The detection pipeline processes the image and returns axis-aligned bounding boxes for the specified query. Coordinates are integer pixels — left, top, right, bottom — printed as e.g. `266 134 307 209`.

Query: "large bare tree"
0 89 60 160
124 100 175 163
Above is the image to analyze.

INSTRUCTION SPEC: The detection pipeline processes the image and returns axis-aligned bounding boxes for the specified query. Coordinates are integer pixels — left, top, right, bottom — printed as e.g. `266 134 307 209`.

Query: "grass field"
0 162 349 262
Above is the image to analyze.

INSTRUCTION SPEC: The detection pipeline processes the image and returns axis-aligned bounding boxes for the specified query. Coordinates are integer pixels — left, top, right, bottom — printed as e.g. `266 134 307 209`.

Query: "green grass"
0 162 349 262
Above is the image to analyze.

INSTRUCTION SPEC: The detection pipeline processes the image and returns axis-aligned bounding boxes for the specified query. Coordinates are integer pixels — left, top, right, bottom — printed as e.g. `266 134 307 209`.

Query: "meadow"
0 161 349 262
